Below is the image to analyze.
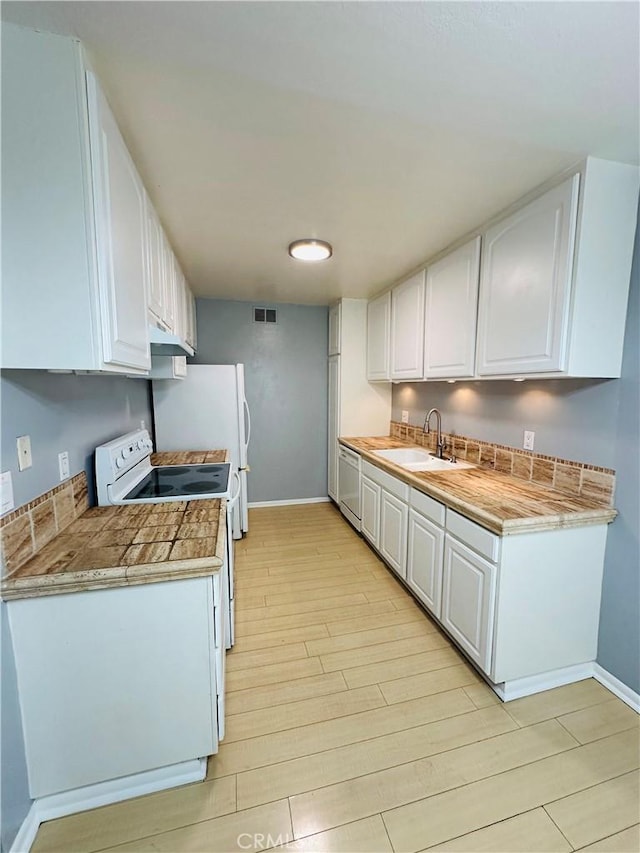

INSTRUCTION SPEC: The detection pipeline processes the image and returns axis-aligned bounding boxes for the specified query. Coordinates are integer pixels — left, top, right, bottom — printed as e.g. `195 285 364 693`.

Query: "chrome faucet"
423 408 446 459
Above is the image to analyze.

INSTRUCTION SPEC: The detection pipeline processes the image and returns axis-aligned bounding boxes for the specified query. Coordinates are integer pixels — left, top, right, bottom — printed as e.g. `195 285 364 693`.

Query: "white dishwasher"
338 445 362 531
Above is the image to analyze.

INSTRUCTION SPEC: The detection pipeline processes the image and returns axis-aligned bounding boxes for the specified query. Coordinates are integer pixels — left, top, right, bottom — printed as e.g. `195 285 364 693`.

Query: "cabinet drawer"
446 510 500 562
410 488 445 526
362 460 409 501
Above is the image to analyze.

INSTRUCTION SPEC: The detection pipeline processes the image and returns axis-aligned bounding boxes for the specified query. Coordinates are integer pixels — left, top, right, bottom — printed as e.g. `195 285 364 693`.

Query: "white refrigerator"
152 364 250 538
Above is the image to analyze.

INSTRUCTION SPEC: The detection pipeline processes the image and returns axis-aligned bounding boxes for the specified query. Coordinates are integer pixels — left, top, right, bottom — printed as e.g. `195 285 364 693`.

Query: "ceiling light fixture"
288 239 332 261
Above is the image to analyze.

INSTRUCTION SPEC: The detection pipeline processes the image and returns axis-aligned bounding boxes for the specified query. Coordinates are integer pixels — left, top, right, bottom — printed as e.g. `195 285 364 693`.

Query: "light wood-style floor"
33 503 640 853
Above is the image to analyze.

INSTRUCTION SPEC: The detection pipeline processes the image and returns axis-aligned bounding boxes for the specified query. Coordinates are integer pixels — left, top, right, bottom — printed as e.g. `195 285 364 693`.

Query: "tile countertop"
340 437 617 536
1 451 228 601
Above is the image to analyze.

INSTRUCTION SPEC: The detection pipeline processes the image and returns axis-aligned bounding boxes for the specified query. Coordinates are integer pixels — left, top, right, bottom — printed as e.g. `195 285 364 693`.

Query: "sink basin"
371 447 476 473
373 448 433 464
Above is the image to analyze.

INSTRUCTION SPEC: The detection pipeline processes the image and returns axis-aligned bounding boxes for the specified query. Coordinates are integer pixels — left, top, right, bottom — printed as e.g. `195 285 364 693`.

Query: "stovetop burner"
123 463 230 502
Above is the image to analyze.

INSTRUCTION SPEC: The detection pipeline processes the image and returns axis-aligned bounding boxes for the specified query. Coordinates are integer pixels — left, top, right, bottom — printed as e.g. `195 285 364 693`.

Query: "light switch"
17 435 32 471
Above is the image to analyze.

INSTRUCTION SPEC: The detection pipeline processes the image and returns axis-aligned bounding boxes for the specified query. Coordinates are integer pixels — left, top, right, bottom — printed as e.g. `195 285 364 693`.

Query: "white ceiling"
3 1 639 305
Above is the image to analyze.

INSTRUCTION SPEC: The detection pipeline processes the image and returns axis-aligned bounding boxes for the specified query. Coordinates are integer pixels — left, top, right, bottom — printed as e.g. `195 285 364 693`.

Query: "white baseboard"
10 759 206 852
593 663 640 713
491 661 640 711
493 663 594 702
9 803 39 853
248 497 330 508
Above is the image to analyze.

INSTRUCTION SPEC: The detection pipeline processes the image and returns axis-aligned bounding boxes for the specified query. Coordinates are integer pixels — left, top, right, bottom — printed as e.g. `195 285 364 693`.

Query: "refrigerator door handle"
243 397 251 454
227 470 242 513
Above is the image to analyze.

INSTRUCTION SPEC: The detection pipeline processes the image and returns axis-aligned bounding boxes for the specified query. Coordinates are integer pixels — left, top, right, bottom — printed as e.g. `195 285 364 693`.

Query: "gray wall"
392 214 640 694
1 372 153 508
192 299 328 502
0 371 153 851
393 378 619 469
597 218 640 693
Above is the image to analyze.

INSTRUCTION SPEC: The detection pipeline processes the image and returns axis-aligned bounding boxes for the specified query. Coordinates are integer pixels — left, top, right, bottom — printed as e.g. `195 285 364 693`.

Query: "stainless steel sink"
371 447 476 472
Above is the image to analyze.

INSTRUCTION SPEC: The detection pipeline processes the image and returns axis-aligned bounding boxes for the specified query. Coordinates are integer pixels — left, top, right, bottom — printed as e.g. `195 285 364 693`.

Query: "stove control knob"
115 455 125 469
136 439 144 450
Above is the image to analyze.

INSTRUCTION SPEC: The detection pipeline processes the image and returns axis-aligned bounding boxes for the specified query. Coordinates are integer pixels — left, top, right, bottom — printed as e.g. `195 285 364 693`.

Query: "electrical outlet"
401 410 409 424
17 435 32 471
523 430 535 451
58 451 70 481
140 420 146 430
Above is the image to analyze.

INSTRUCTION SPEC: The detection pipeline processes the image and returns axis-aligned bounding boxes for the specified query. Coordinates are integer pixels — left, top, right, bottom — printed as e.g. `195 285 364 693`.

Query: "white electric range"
95 429 238 652
95 429 234 506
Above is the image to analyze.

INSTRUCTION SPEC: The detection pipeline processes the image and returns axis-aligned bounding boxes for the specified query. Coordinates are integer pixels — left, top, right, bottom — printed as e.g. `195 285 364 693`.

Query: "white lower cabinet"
442 535 497 672
380 491 408 579
361 461 409 578
357 458 609 699
407 509 444 618
9 576 223 799
361 475 381 549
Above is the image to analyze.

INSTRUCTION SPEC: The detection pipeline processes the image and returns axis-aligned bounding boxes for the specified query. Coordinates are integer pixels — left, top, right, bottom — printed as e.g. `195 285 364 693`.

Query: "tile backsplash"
0 473 89 576
390 421 615 506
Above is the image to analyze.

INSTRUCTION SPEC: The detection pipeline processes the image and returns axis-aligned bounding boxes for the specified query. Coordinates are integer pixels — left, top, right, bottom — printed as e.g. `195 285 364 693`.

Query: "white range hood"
148 324 194 357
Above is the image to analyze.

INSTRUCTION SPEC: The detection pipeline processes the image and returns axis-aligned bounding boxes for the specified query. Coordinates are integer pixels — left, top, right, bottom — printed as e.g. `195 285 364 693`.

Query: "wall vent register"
253 307 277 324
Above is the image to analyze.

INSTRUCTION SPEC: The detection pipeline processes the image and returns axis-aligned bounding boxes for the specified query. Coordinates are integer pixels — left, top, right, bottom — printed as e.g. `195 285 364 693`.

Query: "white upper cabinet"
1 25 150 372
476 176 579 376
328 303 341 355
2 24 196 371
367 292 391 381
390 271 425 380
476 159 639 378
86 72 150 372
424 237 481 379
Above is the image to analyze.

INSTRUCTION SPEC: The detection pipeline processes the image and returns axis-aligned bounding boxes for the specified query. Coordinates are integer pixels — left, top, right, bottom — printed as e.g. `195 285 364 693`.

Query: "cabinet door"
361 476 381 549
187 288 197 349
327 355 340 501
424 237 480 379
442 535 496 672
380 490 408 578
162 233 176 333
328 303 341 355
145 199 167 328
367 292 391 381
476 176 580 376
172 258 187 342
391 272 425 380
86 72 150 371
407 509 444 618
